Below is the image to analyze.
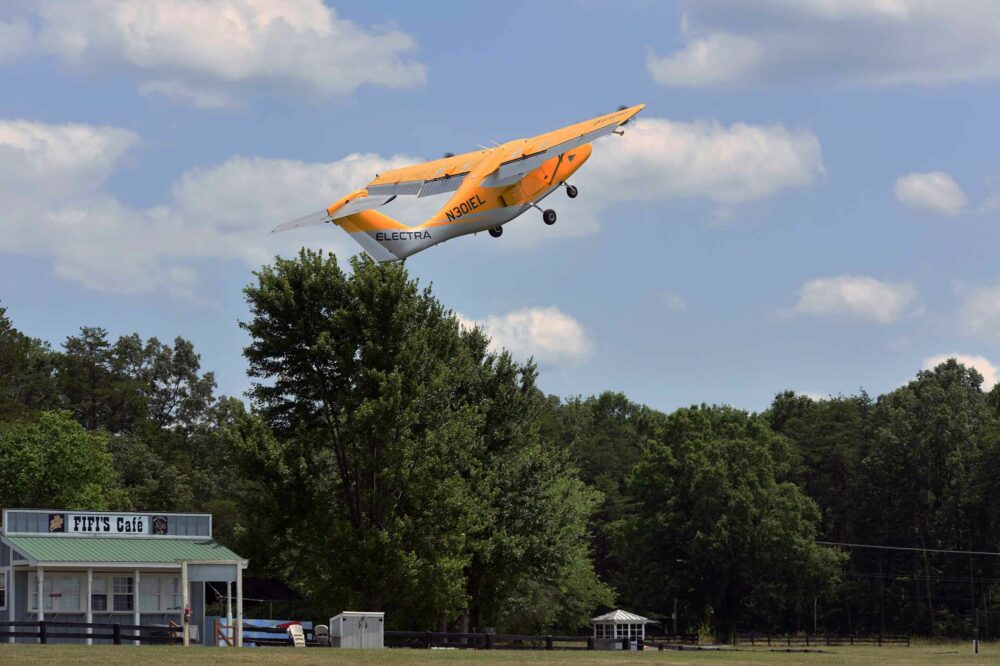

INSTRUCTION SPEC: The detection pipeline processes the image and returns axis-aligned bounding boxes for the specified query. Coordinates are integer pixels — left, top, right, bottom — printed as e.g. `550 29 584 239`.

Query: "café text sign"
48 513 168 535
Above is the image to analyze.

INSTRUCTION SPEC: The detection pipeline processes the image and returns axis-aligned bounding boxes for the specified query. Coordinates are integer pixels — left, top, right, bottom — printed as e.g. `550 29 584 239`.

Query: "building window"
139 576 160 612
28 573 83 612
112 576 134 612
28 575 53 612
92 576 108 611
59 575 81 612
165 576 182 611
0 571 6 611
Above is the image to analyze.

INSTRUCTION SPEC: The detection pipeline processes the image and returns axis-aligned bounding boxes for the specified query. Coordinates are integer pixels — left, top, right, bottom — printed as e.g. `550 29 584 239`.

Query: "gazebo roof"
591 609 650 623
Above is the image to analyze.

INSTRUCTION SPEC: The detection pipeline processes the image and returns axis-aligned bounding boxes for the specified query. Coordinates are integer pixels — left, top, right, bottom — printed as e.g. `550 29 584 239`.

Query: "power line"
817 541 1000 557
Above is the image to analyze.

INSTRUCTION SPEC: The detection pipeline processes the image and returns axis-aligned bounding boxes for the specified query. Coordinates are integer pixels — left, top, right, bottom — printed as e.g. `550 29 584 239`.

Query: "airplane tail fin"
272 192 429 263
337 209 430 263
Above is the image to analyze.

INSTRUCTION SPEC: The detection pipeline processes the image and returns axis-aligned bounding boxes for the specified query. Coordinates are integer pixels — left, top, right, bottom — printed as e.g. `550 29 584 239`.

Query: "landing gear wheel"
543 209 557 225
489 226 503 238
565 184 578 199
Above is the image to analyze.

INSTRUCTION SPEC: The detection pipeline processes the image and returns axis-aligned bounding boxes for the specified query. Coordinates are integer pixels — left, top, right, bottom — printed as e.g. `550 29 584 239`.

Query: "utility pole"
673 597 678 635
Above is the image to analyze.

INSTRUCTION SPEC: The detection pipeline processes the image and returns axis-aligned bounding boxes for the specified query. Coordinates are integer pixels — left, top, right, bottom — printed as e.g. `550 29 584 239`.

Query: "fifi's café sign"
48 512 169 535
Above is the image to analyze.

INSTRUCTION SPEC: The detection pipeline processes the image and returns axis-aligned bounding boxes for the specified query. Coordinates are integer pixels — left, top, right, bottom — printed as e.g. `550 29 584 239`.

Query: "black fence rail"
734 632 910 647
646 633 700 646
385 630 597 650
0 620 182 645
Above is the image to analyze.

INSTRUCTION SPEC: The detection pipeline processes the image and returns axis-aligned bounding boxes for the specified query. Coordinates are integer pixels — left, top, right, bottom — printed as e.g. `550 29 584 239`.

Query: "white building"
591 609 654 649
1 508 247 645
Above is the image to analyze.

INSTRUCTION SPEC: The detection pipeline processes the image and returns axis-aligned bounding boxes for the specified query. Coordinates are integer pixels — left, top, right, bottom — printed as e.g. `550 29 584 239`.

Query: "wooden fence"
384 630 590 650
384 630 698 650
734 632 910 647
0 620 182 645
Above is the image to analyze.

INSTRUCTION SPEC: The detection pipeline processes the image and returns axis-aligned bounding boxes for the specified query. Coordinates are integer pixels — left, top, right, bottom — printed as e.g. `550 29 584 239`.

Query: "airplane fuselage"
368 142 593 260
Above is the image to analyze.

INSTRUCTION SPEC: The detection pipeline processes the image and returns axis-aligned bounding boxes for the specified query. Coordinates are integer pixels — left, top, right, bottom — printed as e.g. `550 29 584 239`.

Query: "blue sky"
2 0 1000 412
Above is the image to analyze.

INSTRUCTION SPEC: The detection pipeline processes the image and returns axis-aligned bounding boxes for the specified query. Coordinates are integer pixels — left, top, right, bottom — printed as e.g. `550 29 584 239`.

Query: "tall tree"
0 305 56 423
854 360 999 636
540 392 665 587
0 411 128 510
616 405 842 639
767 391 871 543
236 250 607 630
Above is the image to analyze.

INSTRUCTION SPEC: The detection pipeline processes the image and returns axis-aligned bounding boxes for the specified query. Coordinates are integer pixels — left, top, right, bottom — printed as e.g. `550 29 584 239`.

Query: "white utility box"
329 611 384 649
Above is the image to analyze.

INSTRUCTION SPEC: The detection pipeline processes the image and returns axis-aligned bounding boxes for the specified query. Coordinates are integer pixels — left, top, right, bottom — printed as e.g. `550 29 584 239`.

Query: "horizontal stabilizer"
271 191 395 234
270 209 330 234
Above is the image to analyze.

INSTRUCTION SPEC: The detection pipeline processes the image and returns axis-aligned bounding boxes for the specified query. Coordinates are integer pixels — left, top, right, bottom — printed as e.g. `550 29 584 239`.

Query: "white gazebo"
591 609 655 649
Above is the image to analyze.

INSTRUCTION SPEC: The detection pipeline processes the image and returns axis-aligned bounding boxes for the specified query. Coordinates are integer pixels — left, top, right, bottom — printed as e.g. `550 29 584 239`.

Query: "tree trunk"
920 526 936 636
459 610 470 646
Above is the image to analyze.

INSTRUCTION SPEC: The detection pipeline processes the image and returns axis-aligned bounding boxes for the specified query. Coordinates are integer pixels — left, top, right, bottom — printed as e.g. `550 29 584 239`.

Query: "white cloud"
648 1 1000 88
0 119 138 197
922 353 998 388
517 116 822 241
459 307 593 368
0 18 32 63
960 285 1000 344
11 1 425 106
894 171 967 216
0 116 438 299
139 80 238 110
793 275 918 323
578 118 823 205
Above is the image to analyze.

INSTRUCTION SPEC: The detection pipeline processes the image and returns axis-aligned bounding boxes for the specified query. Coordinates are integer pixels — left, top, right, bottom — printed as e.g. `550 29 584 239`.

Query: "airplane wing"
271 150 492 234
365 148 491 198
490 104 645 182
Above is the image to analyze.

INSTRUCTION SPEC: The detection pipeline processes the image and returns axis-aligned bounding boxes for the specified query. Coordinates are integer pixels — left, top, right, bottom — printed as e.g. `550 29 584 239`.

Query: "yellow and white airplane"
272 104 645 262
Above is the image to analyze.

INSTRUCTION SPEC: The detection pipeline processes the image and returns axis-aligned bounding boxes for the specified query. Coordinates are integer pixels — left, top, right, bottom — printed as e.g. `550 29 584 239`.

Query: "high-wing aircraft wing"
365 148 491 198
270 149 492 234
488 104 644 182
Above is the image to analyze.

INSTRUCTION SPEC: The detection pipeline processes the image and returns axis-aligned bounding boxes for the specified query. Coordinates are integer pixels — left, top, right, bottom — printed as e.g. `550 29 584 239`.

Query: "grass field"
0 642 993 666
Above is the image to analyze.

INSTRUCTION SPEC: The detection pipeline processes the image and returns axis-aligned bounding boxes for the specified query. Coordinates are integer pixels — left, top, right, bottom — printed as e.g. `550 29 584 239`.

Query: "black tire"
543 209 557 225
489 226 503 238
566 184 578 199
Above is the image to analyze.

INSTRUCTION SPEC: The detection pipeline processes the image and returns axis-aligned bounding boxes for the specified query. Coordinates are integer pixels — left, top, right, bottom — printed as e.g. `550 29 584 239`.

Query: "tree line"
2 249 999 639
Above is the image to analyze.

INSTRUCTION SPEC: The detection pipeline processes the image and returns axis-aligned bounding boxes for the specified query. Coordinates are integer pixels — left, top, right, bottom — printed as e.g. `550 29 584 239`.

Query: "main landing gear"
489 226 503 238
563 182 578 198
530 202 558 225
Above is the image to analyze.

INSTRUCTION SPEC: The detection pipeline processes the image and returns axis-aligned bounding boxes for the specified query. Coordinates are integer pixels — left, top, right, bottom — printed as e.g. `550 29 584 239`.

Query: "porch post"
181 562 190 647
86 568 93 645
133 569 141 645
226 580 233 647
235 563 243 648
7 566 14 644
36 567 44 644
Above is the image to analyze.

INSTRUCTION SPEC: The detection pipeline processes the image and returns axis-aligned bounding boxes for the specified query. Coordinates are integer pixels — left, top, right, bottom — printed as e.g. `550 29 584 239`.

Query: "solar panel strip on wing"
366 181 423 197
417 173 469 198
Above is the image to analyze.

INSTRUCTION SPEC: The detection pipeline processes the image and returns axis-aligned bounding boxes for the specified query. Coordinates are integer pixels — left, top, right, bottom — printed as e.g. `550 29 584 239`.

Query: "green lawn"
0 642 993 665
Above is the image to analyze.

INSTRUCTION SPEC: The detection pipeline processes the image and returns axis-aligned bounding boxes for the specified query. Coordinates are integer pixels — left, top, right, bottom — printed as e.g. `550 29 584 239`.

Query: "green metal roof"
3 535 244 564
